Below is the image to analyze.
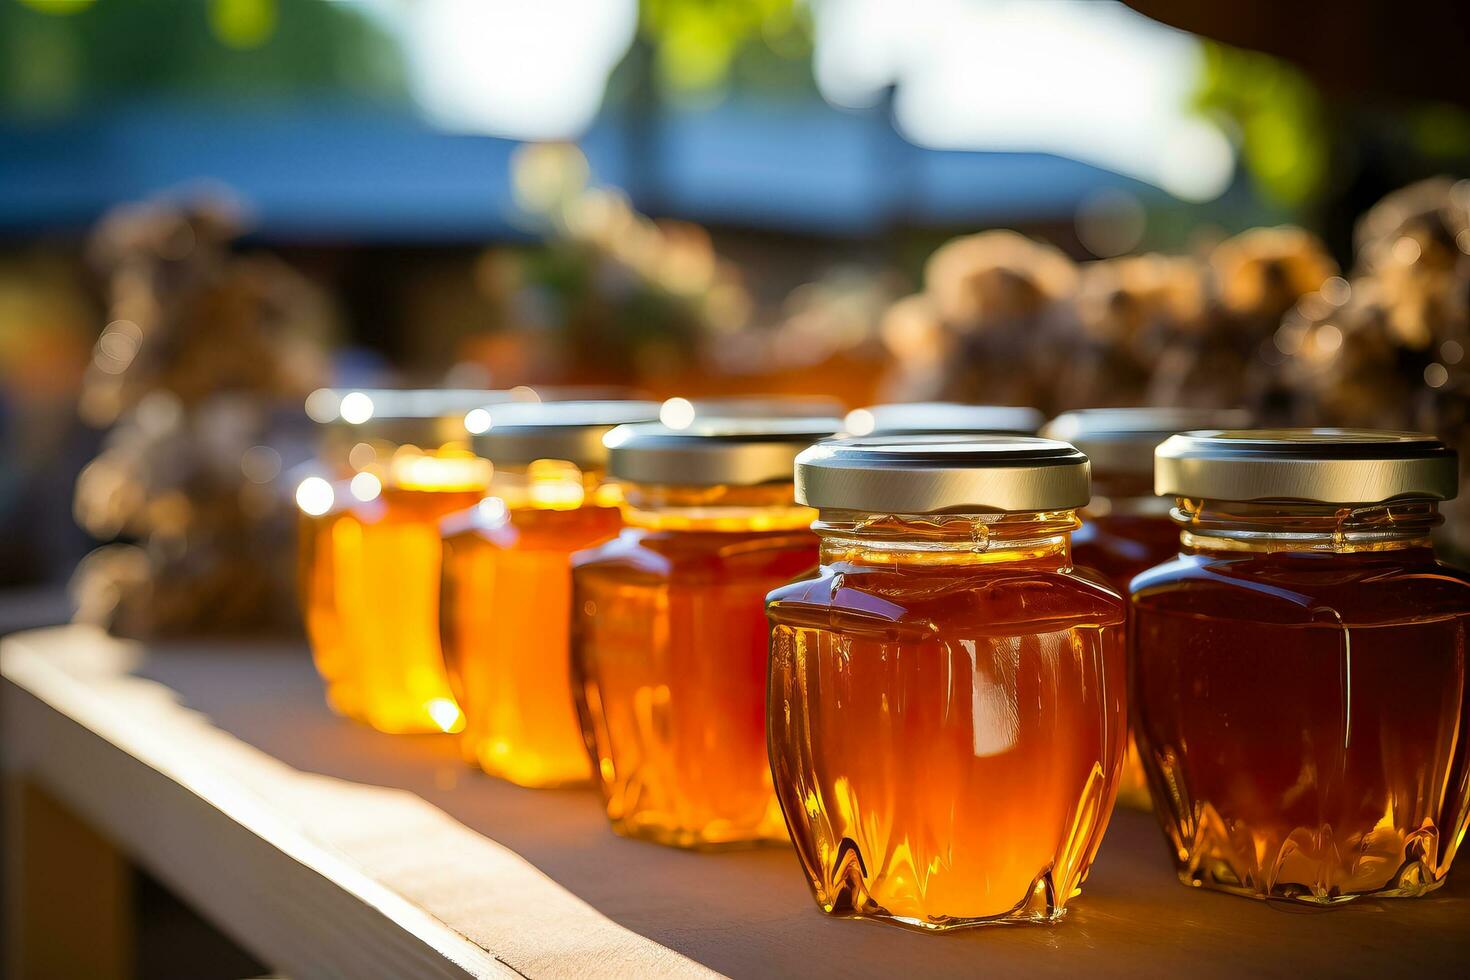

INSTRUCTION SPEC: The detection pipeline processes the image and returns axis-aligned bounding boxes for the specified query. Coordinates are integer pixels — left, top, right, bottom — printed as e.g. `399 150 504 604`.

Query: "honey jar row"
295 391 1470 931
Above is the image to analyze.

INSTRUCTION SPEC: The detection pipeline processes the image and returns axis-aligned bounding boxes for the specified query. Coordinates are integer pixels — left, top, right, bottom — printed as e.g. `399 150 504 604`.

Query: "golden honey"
438 400 658 787
570 419 838 848
767 438 1127 930
298 390 492 734
1133 430 1470 904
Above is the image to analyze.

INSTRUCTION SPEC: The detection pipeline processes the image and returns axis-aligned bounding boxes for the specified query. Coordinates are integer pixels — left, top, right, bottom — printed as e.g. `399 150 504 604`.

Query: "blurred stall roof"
0 101 1159 242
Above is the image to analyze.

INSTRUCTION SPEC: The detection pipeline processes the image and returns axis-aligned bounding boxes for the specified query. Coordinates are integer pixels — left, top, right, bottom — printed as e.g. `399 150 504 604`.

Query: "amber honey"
1133 430 1470 904
300 456 487 733
442 495 621 785
1042 408 1250 809
298 388 496 734
570 419 838 848
438 400 659 787
767 438 1127 930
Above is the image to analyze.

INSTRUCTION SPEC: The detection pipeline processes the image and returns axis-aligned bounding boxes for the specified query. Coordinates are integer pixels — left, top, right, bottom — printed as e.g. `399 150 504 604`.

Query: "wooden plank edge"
2 626 717 980
1 629 516 980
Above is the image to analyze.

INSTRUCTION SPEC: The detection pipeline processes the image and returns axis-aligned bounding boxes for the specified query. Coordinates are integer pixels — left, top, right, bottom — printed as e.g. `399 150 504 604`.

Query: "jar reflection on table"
1132 429 1470 904
570 418 839 849
438 400 659 788
297 389 494 734
767 437 1127 930
1040 408 1251 809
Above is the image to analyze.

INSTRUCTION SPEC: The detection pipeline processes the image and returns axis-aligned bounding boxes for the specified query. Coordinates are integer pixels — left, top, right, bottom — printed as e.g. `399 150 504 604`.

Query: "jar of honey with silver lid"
439 399 659 787
1132 429 1470 904
570 417 840 848
296 388 495 734
767 436 1127 929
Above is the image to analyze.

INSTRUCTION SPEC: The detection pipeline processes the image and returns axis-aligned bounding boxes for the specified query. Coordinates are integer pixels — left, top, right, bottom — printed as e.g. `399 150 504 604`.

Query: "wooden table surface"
4 625 1468 979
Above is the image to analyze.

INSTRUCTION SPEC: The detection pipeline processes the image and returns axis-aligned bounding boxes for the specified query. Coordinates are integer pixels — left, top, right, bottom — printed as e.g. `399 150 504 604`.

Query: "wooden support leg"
4 776 133 980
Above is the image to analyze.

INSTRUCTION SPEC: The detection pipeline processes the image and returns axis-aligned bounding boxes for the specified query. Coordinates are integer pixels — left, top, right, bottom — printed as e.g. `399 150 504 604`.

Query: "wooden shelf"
4 625 1468 978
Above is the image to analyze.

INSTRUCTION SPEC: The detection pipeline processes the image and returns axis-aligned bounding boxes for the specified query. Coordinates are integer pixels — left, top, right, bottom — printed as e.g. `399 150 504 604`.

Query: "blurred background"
3 0 1470 630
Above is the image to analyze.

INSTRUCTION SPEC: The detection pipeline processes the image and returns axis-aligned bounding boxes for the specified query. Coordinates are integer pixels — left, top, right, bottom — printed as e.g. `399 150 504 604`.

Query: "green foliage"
0 0 409 116
1195 41 1329 208
639 0 814 101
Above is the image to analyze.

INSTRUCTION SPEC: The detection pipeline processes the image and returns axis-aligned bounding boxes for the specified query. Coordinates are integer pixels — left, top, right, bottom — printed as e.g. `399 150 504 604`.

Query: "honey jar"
1132 429 1470 904
570 417 841 848
1040 407 1249 807
842 402 1043 438
767 437 1127 930
439 400 660 787
297 389 493 734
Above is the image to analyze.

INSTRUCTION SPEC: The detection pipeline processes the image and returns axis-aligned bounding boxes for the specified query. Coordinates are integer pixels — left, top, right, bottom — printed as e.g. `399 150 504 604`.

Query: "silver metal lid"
470 400 661 468
309 388 522 446
606 418 842 487
1155 429 1459 504
796 436 1091 514
844 402 1044 437
656 395 845 429
1041 407 1253 474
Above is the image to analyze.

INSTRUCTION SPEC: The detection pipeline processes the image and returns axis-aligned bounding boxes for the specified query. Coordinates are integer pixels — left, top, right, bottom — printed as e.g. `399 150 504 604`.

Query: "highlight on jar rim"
657 395 845 430
841 402 1044 438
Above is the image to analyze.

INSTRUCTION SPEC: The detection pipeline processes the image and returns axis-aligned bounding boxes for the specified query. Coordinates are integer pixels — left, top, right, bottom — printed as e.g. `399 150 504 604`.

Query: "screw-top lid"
308 388 521 446
656 395 845 429
1041 407 1253 474
470 400 662 468
844 402 1043 437
796 436 1091 513
605 418 842 487
1155 429 1459 504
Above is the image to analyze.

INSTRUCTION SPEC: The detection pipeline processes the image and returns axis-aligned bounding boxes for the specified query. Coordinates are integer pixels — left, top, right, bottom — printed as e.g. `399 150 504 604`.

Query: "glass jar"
767 437 1128 930
297 389 493 734
842 402 1042 438
570 417 840 848
1132 429 1470 904
1040 407 1250 808
438 400 660 788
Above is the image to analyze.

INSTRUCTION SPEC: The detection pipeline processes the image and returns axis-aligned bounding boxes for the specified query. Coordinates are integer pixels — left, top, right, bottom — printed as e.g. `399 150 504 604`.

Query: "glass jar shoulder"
1130 548 1470 627
574 526 818 584
767 560 1125 635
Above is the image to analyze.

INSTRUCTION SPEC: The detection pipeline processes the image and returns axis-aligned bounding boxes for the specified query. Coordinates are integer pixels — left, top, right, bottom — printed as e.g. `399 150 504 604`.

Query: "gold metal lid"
470 400 661 468
606 418 842 487
1155 429 1459 503
796 436 1091 514
1041 407 1253 474
843 402 1043 437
